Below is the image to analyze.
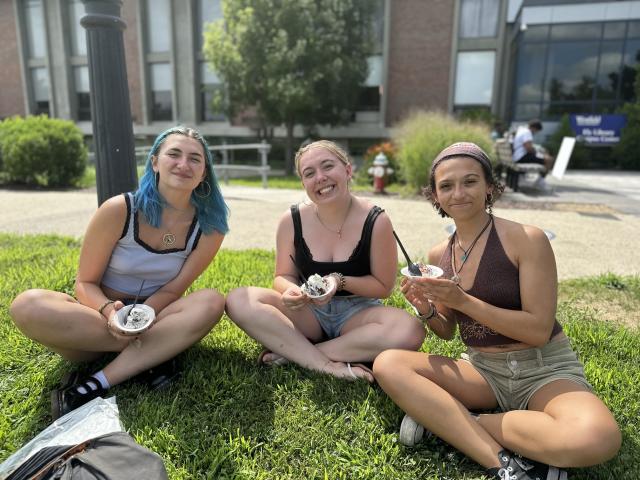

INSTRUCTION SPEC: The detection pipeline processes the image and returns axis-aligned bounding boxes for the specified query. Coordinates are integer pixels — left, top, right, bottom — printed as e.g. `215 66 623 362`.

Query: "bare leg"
374 349 505 469
314 306 425 362
102 289 224 385
11 288 224 386
10 289 128 361
225 287 374 382
477 380 621 467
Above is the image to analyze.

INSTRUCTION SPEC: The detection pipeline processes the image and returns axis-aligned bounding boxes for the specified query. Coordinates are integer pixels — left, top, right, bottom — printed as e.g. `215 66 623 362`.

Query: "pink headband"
431 142 492 176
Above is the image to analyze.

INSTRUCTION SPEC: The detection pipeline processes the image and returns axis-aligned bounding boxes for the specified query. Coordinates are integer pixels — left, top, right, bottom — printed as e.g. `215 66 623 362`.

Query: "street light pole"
81 0 137 206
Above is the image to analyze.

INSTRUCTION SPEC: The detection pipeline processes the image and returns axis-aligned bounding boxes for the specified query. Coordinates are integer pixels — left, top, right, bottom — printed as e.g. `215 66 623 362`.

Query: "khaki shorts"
462 336 592 412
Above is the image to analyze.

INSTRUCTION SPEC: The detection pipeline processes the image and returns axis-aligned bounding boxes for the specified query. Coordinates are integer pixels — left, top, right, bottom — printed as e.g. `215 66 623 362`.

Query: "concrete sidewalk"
1 171 639 280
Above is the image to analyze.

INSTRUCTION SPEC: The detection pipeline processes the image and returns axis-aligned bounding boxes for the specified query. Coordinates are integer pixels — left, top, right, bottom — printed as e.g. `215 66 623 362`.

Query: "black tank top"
440 222 562 347
291 204 383 296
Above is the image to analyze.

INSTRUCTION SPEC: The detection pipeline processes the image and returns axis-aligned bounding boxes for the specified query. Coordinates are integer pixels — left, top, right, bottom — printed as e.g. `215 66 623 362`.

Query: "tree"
203 0 374 173
614 63 640 169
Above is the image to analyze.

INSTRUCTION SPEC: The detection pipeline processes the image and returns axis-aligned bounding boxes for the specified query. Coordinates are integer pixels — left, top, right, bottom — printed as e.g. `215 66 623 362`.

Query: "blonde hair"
294 140 351 176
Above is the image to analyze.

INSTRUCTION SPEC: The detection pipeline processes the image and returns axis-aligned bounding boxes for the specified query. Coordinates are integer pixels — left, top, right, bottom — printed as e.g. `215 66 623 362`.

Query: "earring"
486 192 494 214
194 180 211 198
155 172 160 188
434 201 441 211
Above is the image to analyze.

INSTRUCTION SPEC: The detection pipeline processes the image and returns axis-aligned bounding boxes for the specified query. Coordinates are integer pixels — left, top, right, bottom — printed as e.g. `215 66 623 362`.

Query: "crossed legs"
225 286 425 381
10 288 224 386
373 349 621 470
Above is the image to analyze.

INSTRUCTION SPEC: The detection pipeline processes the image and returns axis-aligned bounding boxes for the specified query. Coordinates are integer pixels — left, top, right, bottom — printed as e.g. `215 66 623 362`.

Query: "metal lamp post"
81 0 137 206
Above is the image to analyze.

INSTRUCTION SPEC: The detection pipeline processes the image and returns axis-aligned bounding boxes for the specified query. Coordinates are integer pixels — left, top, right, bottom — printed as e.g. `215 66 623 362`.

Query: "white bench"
494 139 545 192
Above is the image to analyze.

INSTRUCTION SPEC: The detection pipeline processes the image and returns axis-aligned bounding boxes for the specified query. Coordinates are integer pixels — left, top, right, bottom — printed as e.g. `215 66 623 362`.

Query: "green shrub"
0 115 87 187
545 114 592 169
613 103 640 170
392 111 492 192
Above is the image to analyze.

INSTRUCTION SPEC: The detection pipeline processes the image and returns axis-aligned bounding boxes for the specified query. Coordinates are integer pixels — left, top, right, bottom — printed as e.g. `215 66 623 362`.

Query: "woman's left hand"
401 276 465 310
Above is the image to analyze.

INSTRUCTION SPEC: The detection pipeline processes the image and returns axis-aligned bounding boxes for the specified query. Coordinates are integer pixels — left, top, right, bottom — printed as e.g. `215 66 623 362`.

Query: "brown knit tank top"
440 222 562 347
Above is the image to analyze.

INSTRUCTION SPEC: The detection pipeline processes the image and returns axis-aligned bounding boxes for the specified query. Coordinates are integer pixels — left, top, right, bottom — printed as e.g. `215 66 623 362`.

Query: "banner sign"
569 114 626 145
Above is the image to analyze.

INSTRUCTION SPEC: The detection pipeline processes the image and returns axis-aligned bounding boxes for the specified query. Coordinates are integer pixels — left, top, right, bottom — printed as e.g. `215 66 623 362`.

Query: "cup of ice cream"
401 263 444 279
301 273 332 301
113 304 155 336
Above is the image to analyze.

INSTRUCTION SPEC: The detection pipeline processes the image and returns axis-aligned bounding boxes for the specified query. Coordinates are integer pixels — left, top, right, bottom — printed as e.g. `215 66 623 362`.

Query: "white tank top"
101 193 202 297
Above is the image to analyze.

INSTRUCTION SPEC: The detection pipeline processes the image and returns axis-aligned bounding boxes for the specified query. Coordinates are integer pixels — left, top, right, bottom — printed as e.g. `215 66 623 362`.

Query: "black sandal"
51 376 106 420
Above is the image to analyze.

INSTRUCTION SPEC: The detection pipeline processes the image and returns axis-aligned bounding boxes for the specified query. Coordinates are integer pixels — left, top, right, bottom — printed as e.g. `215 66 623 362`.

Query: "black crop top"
291 204 384 296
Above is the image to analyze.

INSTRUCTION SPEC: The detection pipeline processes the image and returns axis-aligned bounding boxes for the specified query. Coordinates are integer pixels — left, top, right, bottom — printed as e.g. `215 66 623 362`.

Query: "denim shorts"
462 336 592 412
309 296 382 339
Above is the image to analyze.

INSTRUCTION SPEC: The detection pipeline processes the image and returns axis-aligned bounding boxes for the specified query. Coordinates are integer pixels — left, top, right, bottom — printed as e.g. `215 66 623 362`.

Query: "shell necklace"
315 196 353 239
450 215 493 284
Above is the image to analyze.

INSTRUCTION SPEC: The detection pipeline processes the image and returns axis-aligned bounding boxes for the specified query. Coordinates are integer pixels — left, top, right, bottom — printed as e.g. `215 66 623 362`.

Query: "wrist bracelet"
98 300 115 316
331 272 346 291
412 303 438 323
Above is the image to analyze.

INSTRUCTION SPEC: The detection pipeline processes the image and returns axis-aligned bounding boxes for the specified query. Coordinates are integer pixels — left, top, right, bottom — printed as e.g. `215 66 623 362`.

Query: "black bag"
7 432 168 480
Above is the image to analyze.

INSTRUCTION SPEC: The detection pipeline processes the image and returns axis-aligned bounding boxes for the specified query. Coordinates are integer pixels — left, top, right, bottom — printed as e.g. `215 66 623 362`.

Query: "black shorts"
516 151 544 165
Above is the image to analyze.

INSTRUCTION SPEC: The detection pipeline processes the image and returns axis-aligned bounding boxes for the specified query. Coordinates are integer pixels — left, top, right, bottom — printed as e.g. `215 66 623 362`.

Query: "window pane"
454 51 495 105
371 0 385 54
522 25 549 42
68 0 87 56
74 65 90 93
356 86 381 112
146 0 171 53
544 102 591 120
595 41 623 100
150 63 172 120
545 42 599 102
459 0 499 38
621 39 640 101
31 67 49 101
24 0 46 58
603 22 626 40
197 0 222 52
514 43 547 102
550 23 602 41
364 55 382 87
200 62 225 121
628 21 640 39
514 103 541 121
150 62 172 91
31 67 49 115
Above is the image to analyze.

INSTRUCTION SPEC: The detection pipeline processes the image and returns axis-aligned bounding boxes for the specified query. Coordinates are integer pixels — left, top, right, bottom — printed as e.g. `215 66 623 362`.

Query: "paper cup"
301 277 332 301
113 304 155 336
401 264 444 279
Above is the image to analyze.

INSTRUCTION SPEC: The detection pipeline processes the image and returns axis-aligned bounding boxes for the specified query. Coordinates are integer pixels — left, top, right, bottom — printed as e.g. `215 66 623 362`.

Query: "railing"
89 140 273 188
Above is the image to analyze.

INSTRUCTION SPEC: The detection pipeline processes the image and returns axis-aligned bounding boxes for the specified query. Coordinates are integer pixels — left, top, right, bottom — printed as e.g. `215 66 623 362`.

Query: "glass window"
522 25 549 42
150 62 172 120
545 42 599 102
595 41 623 100
197 0 222 52
145 0 171 53
454 51 495 105
544 102 591 120
514 44 547 102
370 0 385 55
603 22 626 40
24 0 46 58
74 66 91 120
200 62 225 121
459 0 499 38
628 21 640 39
31 67 50 115
68 0 87 56
621 39 640 101
514 103 541 121
550 23 602 41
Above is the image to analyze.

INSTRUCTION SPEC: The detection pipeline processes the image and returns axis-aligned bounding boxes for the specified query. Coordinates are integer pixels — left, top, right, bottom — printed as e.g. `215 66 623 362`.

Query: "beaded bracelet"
98 300 115 317
330 272 346 291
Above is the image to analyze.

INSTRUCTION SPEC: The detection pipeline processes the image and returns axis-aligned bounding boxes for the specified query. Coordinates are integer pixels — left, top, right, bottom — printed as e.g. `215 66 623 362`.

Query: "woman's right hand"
282 285 309 311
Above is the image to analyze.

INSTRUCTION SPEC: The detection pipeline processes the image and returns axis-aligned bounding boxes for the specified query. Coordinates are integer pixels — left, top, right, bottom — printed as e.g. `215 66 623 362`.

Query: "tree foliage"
614 64 640 170
203 0 374 172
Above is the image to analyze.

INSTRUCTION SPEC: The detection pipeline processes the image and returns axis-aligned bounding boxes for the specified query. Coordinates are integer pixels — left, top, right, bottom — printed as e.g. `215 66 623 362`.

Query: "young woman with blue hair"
10 126 229 419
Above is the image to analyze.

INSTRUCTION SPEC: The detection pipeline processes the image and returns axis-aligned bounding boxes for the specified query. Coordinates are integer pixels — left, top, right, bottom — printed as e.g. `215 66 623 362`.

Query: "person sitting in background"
374 142 621 480
225 140 425 382
10 125 229 419
512 119 554 191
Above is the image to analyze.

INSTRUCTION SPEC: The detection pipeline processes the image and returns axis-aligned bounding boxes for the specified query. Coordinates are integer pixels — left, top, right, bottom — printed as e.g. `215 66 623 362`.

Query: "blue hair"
135 126 229 235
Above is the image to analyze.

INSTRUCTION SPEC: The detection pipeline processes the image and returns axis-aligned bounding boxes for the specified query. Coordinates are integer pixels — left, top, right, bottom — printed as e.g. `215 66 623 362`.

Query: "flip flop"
346 362 375 384
257 349 290 366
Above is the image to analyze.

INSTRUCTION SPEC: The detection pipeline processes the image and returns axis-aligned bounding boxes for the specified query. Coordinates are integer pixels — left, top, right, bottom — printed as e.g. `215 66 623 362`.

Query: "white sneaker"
534 177 553 193
399 414 429 446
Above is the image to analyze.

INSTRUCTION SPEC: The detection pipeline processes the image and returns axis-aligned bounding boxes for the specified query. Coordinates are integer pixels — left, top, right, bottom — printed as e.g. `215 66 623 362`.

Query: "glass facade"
513 20 640 120
459 0 499 38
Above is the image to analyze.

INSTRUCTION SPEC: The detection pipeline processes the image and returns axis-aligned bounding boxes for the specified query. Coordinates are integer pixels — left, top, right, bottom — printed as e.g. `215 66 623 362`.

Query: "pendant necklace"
451 214 493 284
315 196 353 239
162 204 193 248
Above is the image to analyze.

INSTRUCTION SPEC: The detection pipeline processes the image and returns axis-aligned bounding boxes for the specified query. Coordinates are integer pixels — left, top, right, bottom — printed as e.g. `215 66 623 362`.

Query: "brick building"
1 0 639 150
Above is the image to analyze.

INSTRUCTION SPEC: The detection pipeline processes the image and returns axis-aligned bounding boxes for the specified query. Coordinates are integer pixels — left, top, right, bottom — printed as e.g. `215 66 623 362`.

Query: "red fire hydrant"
368 153 394 194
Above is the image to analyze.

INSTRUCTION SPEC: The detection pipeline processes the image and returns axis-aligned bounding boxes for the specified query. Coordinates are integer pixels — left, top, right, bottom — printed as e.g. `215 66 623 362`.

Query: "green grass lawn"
0 234 638 479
